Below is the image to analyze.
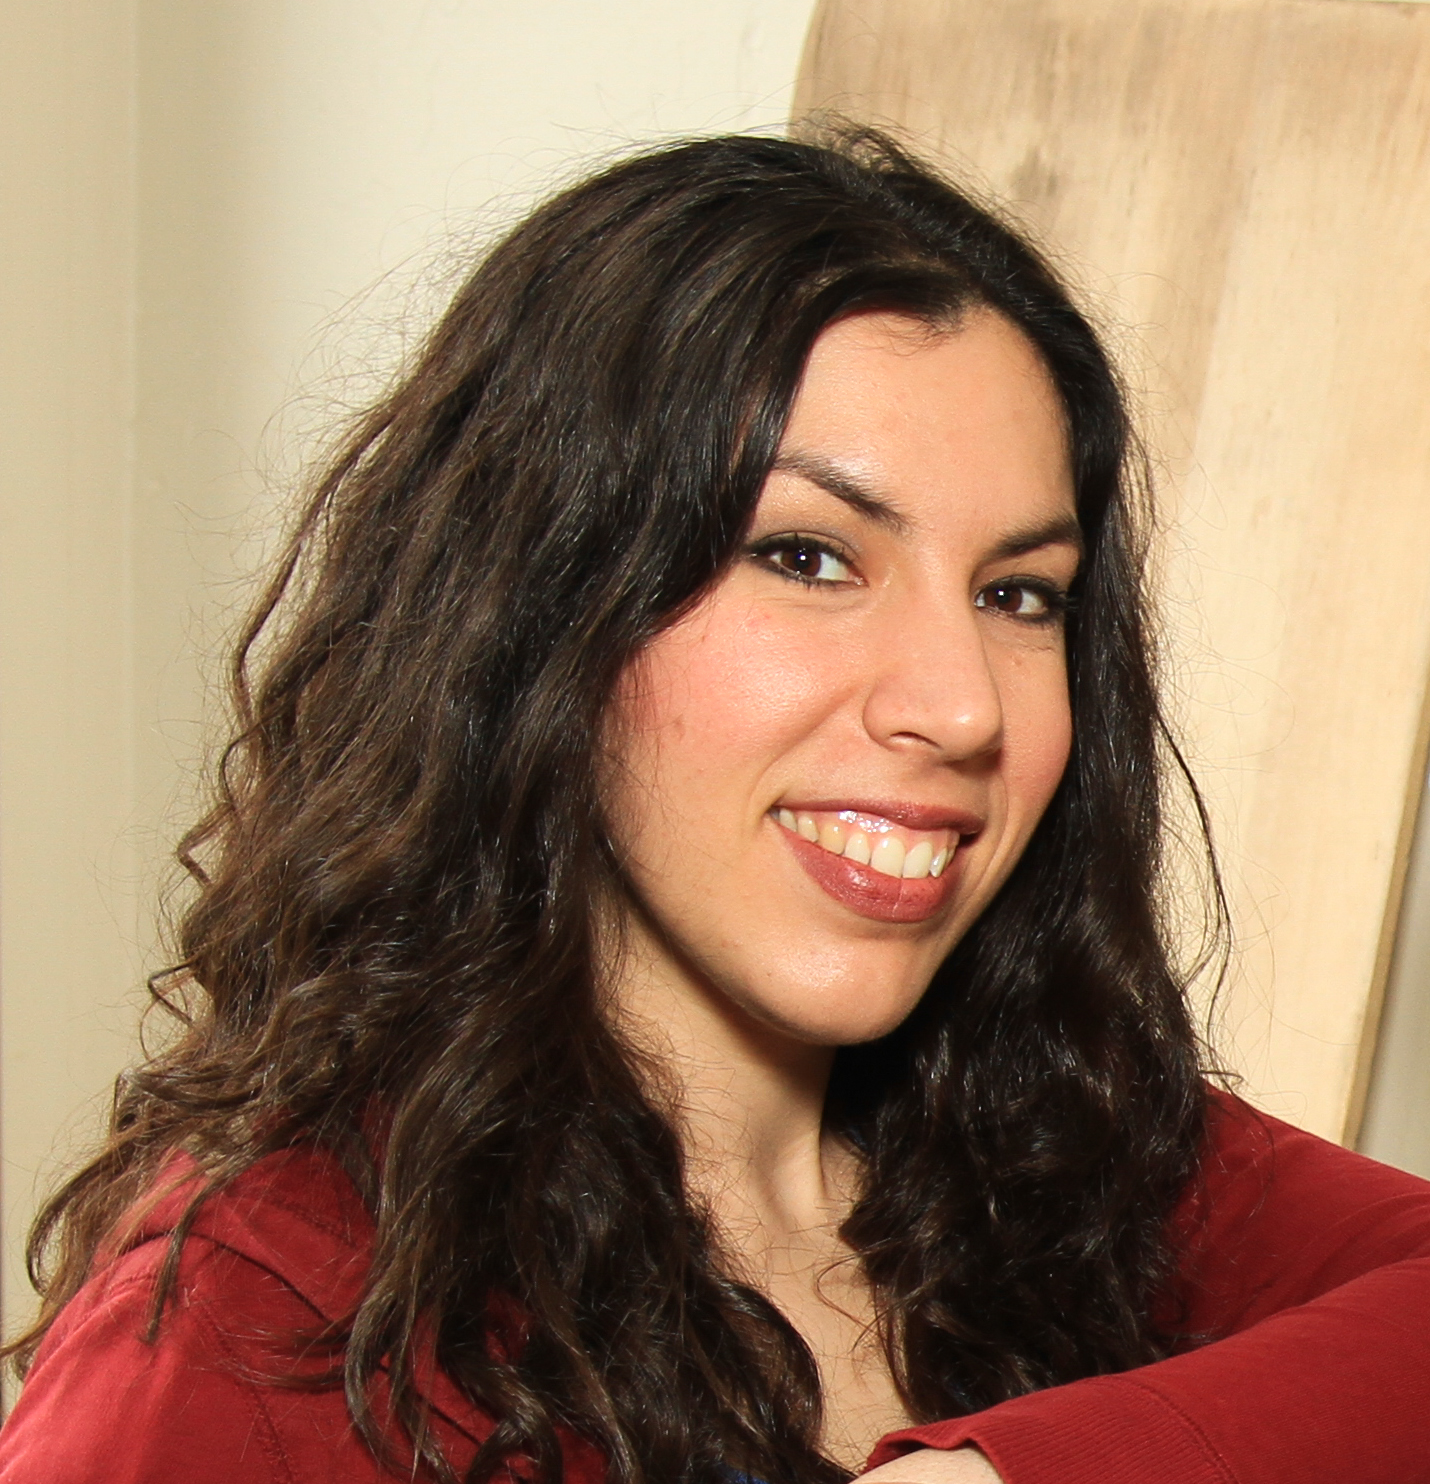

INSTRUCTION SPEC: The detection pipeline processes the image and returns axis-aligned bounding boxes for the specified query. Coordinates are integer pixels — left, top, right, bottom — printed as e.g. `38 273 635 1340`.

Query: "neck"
607 913 852 1249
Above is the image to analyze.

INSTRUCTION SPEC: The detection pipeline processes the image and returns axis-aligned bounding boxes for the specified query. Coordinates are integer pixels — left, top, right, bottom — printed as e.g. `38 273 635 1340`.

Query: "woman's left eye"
750 538 856 586
974 580 1068 623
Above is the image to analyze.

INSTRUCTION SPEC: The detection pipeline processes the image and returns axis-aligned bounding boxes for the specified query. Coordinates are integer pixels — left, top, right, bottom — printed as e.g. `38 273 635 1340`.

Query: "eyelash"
748 535 1075 625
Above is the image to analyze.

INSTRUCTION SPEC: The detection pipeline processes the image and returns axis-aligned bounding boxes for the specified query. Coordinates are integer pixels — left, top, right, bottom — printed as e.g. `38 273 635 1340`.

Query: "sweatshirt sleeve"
865 1090 1430 1484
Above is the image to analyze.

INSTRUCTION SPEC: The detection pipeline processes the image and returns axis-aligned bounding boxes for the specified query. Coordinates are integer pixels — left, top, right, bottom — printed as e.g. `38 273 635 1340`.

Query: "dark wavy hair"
13 129 1211 1483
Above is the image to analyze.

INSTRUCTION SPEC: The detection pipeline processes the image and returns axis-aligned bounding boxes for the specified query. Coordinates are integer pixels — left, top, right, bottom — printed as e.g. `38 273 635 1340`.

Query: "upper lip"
775 798 985 835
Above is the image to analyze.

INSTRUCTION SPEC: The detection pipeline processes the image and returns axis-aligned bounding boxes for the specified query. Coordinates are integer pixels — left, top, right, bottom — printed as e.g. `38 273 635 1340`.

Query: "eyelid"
747 529 857 557
981 567 1077 600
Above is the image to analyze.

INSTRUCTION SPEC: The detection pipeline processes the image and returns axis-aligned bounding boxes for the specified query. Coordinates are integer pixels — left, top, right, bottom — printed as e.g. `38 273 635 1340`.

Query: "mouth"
771 805 976 924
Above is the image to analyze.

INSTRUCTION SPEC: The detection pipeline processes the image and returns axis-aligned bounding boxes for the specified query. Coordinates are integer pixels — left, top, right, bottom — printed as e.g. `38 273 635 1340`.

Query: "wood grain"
796 0 1430 1142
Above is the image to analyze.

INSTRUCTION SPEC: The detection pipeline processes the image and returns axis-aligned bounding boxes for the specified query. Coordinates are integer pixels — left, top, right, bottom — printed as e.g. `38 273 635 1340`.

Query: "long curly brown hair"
12 129 1213 1484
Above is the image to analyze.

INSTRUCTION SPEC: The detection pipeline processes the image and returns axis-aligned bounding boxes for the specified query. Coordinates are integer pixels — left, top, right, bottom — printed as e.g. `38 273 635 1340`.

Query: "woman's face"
602 309 1080 1048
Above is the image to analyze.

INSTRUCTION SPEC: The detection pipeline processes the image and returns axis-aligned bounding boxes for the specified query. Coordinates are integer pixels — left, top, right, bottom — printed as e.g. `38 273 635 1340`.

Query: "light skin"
600 308 1081 1481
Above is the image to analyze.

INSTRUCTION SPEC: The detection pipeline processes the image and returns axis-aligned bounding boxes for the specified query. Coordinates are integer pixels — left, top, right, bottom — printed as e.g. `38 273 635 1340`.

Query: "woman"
2 129 1428 1484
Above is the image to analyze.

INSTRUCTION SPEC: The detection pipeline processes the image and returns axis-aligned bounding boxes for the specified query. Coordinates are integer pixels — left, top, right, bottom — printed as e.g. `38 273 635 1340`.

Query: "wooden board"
796 0 1430 1143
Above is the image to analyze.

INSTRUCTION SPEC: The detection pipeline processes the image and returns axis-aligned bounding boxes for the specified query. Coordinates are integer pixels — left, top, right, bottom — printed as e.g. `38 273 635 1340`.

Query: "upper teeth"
775 808 953 880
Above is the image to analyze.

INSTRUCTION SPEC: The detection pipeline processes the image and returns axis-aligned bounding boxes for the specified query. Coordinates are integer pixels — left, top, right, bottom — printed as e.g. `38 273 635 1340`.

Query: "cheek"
999 654 1074 822
603 597 844 852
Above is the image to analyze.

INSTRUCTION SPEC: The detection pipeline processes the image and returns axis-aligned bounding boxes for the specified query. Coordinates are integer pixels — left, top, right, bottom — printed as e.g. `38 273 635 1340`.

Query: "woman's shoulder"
1173 1085 1430 1335
1192 1085 1430 1256
110 1141 379 1315
0 1146 467 1484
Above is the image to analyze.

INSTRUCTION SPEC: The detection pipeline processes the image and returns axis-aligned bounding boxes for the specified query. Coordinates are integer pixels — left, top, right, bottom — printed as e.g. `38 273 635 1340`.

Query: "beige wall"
0 0 816 1340
1 0 141 1345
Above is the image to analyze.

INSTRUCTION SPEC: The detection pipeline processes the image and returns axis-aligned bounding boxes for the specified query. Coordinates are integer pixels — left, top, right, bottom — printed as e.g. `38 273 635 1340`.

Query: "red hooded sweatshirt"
3 1091 1429 1483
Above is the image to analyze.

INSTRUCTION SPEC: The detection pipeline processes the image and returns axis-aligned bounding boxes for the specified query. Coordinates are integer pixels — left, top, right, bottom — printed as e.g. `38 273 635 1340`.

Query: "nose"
860 595 1004 764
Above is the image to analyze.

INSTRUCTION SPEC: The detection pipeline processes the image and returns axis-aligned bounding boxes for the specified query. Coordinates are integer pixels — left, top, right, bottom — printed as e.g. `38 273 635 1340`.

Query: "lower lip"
777 827 962 924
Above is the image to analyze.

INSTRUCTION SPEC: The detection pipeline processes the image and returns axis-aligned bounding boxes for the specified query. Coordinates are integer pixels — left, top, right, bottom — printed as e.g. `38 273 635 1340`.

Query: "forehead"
775 308 1075 537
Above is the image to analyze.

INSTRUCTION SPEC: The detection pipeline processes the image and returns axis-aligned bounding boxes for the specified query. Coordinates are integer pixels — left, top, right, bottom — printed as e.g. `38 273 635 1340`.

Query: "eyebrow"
770 451 911 533
988 516 1085 563
771 450 1084 561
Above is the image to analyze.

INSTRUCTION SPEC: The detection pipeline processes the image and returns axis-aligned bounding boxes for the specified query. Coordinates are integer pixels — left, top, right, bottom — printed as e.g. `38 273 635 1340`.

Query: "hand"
856 1446 1004 1483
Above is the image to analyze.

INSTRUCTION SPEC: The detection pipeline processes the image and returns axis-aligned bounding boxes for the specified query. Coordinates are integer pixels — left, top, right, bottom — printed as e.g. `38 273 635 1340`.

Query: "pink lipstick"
771 806 970 923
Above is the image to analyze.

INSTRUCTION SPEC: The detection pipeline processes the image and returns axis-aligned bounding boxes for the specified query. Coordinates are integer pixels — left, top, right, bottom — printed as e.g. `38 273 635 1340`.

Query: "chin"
702 923 956 1048
733 978 928 1048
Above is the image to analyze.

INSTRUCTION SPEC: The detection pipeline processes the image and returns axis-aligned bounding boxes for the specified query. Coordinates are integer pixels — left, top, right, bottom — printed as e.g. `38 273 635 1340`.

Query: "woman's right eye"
749 537 856 587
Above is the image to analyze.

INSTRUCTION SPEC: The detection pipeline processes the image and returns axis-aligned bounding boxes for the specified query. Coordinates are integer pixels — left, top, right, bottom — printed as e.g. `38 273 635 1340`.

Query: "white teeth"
776 807 956 881
870 835 906 878
843 831 872 866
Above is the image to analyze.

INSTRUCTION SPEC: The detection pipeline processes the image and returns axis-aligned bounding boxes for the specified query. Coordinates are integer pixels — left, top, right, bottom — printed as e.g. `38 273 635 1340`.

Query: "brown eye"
974 581 1063 621
753 538 855 586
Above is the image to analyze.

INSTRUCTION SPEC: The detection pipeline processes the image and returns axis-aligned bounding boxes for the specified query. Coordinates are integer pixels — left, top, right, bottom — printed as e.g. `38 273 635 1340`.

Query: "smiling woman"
605 312 1079 1051
3 129 1430 1484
